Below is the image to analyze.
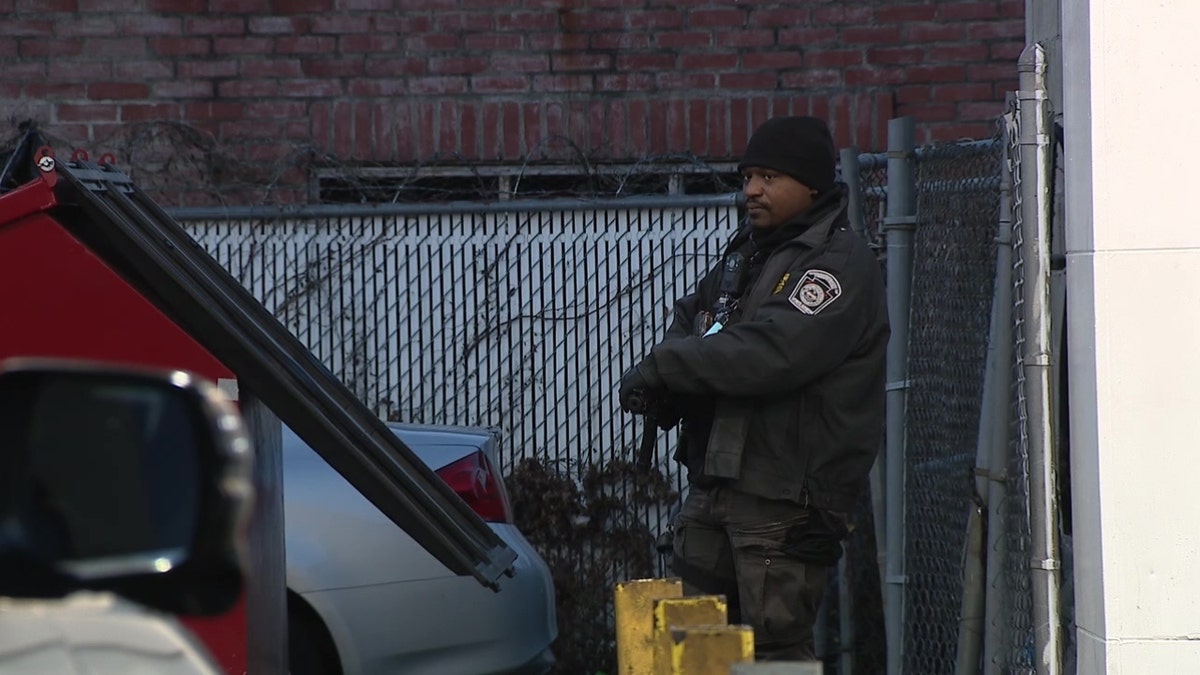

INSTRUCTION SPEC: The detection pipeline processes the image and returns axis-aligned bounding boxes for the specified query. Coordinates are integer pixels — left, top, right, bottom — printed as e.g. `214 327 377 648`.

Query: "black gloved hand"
619 364 654 413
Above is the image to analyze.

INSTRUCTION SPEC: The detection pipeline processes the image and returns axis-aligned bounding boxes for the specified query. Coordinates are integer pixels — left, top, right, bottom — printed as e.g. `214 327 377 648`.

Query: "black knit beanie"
737 116 837 193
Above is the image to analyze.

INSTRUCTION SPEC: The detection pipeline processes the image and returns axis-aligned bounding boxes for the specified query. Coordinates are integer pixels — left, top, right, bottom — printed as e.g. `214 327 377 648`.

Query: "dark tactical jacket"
642 186 889 512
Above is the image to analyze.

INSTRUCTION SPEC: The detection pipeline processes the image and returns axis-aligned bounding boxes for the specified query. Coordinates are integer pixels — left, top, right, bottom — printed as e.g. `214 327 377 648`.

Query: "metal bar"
50 159 518 589
1018 43 1064 675
167 192 739 220
883 116 917 675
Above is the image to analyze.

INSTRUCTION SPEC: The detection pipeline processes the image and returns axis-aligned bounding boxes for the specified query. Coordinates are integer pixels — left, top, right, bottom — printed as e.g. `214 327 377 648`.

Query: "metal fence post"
1016 43 1064 675
883 116 917 675
841 146 868 238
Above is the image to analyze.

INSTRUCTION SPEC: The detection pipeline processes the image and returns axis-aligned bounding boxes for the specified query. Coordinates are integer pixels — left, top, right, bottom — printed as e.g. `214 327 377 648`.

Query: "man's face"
741 167 815 229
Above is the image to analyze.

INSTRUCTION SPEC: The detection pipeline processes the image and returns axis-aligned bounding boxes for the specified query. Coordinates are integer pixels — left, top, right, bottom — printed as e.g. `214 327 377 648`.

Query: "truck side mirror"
0 358 253 616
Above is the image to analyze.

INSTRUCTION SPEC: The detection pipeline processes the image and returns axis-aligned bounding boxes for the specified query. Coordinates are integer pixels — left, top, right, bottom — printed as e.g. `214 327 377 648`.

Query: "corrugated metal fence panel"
183 204 738 485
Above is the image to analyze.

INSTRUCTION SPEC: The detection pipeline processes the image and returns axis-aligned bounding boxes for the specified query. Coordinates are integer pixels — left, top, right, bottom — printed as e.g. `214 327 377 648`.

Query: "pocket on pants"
731 518 826 646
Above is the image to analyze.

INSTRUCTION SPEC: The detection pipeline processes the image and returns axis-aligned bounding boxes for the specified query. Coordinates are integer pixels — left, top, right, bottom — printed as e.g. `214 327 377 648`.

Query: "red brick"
876 4 938 22
0 18 52 35
333 101 353 157
781 69 843 88
680 52 738 70
113 60 174 79
1000 0 1024 17
715 30 775 48
526 33 590 51
220 120 284 139
653 31 711 49
907 64 967 83
687 99 708 155
928 43 990 61
407 76 468 95
491 54 549 73
938 1 1002 20
372 15 432 32
404 33 462 51
742 51 803 69
809 49 867 68
214 37 273 54
605 99 629 155
657 71 716 89
617 53 676 71
967 62 1017 81
481 101 501 157
749 8 810 26
183 102 244 120
708 98 729 156
57 103 118 122
120 103 180 122
896 102 958 122
687 8 746 27
391 101 413 161
552 53 612 71
627 9 686 29
842 26 904 44
303 57 364 78
472 74 529 93
275 36 336 53
24 82 85 98
779 27 838 47
81 36 147 56
666 99 686 152
497 12 559 30
56 17 117 36
339 34 400 53
20 38 83 57
933 82 994 101
215 80 277 97
247 17 304 34
521 101 541 157
118 15 183 36
364 57 427 77
466 33 524 51
16 0 75 9
339 0 393 7
178 60 238 78
149 36 211 56
729 97 750 153
844 67 906 86
311 16 372 33
88 82 150 99
905 23 969 42
146 0 204 11
968 21 1023 39
502 101 521 158
719 72 777 89
628 98 648 154
990 40 1025 60
596 73 655 91
592 32 651 50
959 101 1005 119
896 84 934 104
355 100 374 159
208 0 270 12
430 56 489 75
47 61 108 80
867 46 925 65
284 0 335 11
346 79 406 96
241 59 304 78
812 5 873 23
533 74 595 92
434 12 495 32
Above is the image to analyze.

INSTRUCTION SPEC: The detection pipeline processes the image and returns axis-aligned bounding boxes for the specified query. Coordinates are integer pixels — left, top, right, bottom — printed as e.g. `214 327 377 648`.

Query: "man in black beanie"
620 116 889 661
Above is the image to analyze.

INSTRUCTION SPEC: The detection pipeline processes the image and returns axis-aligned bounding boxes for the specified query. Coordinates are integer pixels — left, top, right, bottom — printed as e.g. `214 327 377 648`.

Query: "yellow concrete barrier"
667 624 755 674
652 595 728 675
614 577 683 674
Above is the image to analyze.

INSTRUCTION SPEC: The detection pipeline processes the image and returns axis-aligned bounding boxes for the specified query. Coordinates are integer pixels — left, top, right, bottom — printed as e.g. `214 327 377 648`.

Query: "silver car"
282 424 557 674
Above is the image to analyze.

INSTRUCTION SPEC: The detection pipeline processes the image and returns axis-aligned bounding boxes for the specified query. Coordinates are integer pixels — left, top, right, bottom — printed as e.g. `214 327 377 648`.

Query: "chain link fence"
901 137 1003 674
168 129 1043 674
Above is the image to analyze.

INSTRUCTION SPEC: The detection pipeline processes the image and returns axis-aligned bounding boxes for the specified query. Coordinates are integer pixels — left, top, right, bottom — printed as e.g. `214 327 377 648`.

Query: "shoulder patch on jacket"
788 269 842 315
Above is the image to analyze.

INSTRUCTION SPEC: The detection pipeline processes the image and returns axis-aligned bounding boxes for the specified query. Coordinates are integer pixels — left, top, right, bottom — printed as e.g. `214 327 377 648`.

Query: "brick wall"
2 0 1023 202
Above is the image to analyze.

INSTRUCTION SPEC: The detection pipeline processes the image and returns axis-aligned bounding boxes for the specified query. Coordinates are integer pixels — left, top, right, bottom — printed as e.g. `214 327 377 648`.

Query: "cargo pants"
670 484 845 661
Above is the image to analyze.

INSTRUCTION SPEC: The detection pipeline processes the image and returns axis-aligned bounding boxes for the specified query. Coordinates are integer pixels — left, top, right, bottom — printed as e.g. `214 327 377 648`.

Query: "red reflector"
434 451 513 524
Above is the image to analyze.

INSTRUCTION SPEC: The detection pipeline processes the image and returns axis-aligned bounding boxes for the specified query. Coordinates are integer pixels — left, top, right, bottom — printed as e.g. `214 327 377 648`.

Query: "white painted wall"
1062 1 1200 671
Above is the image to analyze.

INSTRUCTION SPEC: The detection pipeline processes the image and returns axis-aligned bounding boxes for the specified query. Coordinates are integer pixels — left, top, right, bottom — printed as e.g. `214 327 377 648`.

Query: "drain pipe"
883 116 917 675
1017 43 1064 675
